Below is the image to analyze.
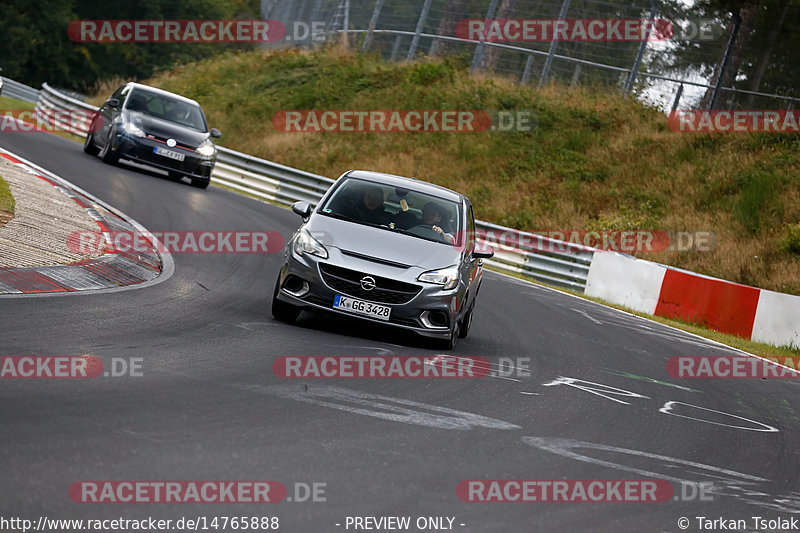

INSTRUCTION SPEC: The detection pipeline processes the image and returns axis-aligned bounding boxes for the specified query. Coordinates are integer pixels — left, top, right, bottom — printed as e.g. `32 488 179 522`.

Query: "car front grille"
319 264 421 305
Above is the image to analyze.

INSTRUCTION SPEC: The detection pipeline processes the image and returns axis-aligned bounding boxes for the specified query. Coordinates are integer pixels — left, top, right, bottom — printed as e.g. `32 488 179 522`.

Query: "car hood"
306 215 462 270
126 111 209 147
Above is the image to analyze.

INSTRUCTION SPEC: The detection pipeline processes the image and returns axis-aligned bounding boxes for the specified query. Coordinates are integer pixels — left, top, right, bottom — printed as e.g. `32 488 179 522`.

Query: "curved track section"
2 130 799 532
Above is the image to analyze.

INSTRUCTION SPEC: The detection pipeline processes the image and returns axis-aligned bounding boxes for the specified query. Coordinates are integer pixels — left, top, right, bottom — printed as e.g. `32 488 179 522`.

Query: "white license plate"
153 146 185 161
333 295 391 321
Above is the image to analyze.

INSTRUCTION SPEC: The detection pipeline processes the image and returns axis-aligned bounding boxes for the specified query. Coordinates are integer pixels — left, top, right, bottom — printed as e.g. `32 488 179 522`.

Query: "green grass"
0 96 35 111
108 45 800 295
0 173 15 216
0 96 84 143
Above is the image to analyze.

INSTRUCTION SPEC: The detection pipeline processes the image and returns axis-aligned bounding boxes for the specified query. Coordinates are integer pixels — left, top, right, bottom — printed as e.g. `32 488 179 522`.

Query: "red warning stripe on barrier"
654 269 760 338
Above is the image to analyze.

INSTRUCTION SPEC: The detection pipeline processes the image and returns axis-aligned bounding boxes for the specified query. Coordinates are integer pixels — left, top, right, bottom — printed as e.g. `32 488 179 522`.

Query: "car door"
464 203 482 308
95 84 127 145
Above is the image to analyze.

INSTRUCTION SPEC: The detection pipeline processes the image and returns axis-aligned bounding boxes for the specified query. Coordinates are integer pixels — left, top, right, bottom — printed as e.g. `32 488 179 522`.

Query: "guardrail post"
407 0 434 60
539 0 571 86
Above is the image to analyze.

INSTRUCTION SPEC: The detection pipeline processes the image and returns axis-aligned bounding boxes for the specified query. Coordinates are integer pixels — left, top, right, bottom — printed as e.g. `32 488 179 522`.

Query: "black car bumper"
114 134 215 180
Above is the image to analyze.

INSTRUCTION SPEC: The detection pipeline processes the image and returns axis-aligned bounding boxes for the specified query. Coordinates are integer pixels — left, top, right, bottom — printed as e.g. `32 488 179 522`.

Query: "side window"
467 205 476 251
112 85 128 101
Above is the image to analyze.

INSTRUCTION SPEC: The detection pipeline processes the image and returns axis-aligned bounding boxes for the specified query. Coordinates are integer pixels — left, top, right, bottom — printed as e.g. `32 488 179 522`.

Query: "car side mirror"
472 248 494 259
292 201 312 219
210 128 222 138
106 98 120 109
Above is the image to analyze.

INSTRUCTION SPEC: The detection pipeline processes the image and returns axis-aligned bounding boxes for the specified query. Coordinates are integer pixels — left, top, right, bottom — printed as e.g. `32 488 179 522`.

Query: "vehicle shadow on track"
282 311 449 352
101 157 195 187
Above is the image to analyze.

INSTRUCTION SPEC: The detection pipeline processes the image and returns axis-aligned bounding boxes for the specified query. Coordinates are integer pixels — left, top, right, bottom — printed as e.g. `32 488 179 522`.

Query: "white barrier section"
584 252 667 315
752 289 800 348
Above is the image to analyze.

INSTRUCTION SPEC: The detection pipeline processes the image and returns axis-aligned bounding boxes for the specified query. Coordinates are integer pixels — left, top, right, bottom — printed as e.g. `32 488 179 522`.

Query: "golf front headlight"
121 121 145 137
417 266 459 290
197 139 216 158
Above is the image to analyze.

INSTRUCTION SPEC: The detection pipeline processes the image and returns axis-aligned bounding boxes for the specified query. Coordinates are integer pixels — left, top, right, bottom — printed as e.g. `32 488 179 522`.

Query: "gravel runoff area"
0 157 106 268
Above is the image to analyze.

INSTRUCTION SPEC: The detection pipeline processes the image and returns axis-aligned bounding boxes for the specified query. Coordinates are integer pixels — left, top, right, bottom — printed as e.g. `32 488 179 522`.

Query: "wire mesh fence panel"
261 0 800 111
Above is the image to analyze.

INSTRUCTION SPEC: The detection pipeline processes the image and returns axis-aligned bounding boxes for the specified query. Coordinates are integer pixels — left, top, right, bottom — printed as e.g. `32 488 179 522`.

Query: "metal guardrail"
33 82 594 291
1 77 40 103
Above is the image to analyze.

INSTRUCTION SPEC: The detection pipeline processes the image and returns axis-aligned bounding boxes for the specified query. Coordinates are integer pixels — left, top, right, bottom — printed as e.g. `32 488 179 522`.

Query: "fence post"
571 64 582 86
363 0 385 51
539 0 572 85
470 0 500 73
521 55 535 84
390 35 403 60
341 0 350 48
407 0 434 60
623 1 657 95
709 13 741 110
670 83 684 114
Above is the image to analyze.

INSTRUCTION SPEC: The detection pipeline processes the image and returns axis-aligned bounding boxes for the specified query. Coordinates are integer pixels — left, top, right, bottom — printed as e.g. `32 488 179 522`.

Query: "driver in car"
421 201 454 244
356 187 392 226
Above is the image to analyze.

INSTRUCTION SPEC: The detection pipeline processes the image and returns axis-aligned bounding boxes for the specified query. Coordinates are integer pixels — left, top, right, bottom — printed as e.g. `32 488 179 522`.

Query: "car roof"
125 82 200 107
343 170 465 203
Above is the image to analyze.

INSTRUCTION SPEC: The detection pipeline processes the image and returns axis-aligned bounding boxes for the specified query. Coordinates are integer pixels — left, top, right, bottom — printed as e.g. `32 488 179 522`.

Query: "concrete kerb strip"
0 147 174 297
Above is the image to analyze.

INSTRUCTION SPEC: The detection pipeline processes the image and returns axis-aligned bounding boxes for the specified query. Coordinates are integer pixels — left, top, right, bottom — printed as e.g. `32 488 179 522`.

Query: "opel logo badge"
166 138 177 147
360 276 376 291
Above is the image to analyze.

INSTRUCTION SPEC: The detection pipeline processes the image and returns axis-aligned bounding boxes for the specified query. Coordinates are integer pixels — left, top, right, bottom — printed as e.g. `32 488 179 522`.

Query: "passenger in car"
421 202 454 244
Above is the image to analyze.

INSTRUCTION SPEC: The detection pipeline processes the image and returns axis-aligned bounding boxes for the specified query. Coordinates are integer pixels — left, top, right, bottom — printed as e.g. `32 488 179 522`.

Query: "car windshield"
319 177 462 246
124 90 208 132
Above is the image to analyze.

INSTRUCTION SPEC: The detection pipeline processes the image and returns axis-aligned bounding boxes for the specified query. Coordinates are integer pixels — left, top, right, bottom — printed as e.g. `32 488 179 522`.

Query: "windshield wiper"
320 211 358 224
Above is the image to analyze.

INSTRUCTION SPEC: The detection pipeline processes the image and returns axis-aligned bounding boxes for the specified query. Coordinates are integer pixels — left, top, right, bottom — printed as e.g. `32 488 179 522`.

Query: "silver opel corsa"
272 170 494 349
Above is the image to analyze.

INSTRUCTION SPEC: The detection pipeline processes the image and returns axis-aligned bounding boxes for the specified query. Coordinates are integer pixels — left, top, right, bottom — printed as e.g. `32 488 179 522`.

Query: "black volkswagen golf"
84 82 221 189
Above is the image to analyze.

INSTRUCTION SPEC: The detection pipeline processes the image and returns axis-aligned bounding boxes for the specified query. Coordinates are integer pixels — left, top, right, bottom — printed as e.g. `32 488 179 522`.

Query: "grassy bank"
0 173 15 227
96 46 799 295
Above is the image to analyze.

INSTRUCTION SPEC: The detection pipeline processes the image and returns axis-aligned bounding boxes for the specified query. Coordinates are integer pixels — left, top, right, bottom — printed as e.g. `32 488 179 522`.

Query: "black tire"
272 278 300 323
458 302 474 339
438 320 460 350
83 130 99 155
191 178 210 189
99 129 119 164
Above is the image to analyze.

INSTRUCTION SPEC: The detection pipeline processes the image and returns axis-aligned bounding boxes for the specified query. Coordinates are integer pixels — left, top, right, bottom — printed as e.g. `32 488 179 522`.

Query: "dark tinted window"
319 177 462 246
125 89 208 132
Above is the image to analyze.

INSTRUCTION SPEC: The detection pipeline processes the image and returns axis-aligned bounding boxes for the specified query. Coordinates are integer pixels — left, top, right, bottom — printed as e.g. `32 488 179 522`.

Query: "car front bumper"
275 248 465 340
114 134 215 180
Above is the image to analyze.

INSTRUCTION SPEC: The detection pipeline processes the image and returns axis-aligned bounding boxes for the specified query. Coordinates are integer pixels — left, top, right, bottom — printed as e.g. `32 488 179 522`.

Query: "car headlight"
293 229 328 259
121 121 145 137
417 266 459 290
197 138 216 158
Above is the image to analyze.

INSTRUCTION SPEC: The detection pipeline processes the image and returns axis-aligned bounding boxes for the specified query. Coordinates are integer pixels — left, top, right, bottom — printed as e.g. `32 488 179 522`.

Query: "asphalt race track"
2 129 800 533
